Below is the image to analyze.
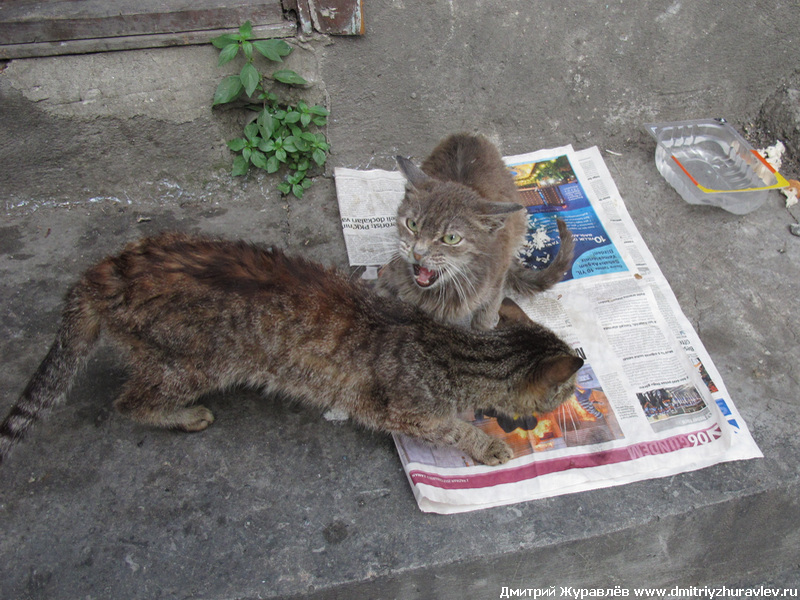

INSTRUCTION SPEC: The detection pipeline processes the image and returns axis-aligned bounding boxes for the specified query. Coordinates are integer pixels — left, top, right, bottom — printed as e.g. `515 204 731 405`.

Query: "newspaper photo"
334 145 762 514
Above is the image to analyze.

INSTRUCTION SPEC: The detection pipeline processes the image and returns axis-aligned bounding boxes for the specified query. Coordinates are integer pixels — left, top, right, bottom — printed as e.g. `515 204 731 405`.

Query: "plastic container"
646 118 787 214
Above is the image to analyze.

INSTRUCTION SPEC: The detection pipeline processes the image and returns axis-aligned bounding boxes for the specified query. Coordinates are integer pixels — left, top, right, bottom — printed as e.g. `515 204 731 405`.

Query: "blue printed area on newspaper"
508 155 627 281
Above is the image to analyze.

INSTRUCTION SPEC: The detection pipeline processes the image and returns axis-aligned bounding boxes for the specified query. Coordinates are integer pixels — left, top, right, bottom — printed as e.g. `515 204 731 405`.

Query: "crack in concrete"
282 198 293 248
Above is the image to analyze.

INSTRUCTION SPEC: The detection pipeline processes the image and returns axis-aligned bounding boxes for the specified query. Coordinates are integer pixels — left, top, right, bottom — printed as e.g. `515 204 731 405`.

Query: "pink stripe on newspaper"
408 424 722 490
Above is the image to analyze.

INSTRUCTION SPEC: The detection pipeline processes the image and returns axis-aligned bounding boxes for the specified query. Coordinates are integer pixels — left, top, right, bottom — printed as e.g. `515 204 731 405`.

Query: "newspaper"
333 146 762 514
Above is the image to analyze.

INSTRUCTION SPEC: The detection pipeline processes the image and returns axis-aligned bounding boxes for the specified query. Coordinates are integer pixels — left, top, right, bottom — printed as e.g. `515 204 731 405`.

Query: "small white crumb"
782 179 800 208
758 140 785 171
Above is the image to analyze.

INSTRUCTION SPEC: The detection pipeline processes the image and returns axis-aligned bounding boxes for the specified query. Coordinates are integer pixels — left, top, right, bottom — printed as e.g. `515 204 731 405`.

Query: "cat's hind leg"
113 363 215 432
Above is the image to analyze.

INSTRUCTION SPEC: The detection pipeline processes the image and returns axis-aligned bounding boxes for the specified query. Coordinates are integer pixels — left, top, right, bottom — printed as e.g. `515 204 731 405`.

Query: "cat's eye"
442 233 462 245
406 218 419 233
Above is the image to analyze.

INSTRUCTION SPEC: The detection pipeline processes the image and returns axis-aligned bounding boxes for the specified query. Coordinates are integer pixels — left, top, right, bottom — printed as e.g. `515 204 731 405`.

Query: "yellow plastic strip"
672 151 790 194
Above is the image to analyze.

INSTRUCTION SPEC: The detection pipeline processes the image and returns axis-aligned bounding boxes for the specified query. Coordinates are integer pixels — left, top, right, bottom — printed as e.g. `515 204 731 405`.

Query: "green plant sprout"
211 21 330 199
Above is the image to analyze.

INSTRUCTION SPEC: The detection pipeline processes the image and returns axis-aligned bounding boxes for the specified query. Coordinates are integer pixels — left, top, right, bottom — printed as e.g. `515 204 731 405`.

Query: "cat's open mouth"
413 265 439 287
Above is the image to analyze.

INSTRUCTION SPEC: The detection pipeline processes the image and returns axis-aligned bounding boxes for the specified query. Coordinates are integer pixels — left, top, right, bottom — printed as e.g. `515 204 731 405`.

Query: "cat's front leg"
411 418 513 466
470 297 502 330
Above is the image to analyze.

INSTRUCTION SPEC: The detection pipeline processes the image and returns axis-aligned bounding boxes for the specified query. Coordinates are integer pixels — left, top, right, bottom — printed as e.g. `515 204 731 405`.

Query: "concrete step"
1 144 798 598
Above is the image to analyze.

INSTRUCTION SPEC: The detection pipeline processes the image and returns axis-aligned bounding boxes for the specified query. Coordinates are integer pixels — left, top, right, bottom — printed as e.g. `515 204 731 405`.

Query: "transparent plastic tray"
646 118 788 214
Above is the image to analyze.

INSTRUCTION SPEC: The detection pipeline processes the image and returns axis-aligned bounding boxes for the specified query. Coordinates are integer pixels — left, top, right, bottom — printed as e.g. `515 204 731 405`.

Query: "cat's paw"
477 438 513 466
175 406 215 432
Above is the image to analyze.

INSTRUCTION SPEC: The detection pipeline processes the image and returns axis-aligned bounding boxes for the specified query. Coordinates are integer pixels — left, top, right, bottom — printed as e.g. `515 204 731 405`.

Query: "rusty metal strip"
309 0 364 35
283 0 364 35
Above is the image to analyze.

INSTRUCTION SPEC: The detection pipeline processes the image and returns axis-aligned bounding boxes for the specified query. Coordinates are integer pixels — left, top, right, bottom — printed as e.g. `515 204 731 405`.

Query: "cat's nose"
411 245 428 263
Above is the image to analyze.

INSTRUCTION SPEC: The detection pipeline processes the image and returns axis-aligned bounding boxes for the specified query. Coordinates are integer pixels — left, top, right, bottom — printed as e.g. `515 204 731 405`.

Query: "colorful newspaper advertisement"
333 146 762 514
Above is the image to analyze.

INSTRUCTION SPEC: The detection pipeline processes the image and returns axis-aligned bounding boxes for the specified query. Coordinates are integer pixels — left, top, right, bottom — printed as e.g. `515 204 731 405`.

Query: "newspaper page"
333 147 762 514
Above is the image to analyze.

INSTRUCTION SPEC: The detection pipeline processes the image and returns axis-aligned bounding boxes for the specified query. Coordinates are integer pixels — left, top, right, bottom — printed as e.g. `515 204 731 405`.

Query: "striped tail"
0 283 101 465
506 218 575 295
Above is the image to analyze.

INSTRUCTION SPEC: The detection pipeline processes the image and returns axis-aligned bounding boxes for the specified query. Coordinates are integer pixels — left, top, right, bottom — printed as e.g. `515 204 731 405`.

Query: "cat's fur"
375 133 575 330
0 233 582 467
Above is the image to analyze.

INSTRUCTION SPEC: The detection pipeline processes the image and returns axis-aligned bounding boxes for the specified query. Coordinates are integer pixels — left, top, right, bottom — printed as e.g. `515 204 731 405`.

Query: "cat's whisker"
449 273 470 307
442 264 472 308
446 263 478 302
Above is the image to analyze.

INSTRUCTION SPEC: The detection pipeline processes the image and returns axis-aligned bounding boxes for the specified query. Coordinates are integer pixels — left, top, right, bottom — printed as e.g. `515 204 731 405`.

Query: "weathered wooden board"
0 0 363 59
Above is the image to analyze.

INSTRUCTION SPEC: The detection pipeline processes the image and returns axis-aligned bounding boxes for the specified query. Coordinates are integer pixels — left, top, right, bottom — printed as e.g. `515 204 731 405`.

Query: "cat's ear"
396 156 430 189
497 298 532 327
538 355 584 387
481 201 526 216
476 201 525 232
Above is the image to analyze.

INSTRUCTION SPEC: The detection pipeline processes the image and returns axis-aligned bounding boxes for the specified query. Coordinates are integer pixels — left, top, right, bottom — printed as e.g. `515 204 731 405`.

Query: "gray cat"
0 233 583 467
376 133 574 330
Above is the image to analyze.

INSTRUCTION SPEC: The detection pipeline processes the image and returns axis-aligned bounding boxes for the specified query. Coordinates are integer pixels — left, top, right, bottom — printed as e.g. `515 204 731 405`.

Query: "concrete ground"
2 0 800 598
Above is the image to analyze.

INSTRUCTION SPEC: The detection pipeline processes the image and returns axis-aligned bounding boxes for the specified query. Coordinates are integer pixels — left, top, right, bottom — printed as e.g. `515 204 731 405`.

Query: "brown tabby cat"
0 233 582 467
376 133 574 330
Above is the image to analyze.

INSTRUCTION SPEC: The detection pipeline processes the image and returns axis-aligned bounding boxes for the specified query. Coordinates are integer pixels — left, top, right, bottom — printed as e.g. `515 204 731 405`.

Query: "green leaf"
266 156 280 173
300 131 317 142
312 148 327 166
273 69 308 86
253 39 292 62
212 75 243 105
292 184 304 198
257 110 274 138
211 34 238 49
242 147 252 162
244 122 260 141
300 113 311 127
265 91 279 103
250 150 268 170
297 158 310 171
240 63 260 97
258 138 274 153
302 178 314 189
312 116 328 127
292 137 309 152
242 40 253 60
277 182 291 194
227 138 247 152
217 42 240 66
309 105 329 116
284 111 300 124
283 137 298 153
232 155 249 176
276 148 287 162
239 21 253 39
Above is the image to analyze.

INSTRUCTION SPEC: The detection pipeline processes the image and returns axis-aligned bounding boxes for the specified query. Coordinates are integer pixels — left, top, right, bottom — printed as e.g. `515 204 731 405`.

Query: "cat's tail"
0 281 102 465
506 218 575 295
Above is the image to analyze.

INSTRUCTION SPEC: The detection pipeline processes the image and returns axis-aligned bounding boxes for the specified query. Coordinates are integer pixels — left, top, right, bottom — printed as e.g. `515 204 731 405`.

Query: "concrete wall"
2 0 799 213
